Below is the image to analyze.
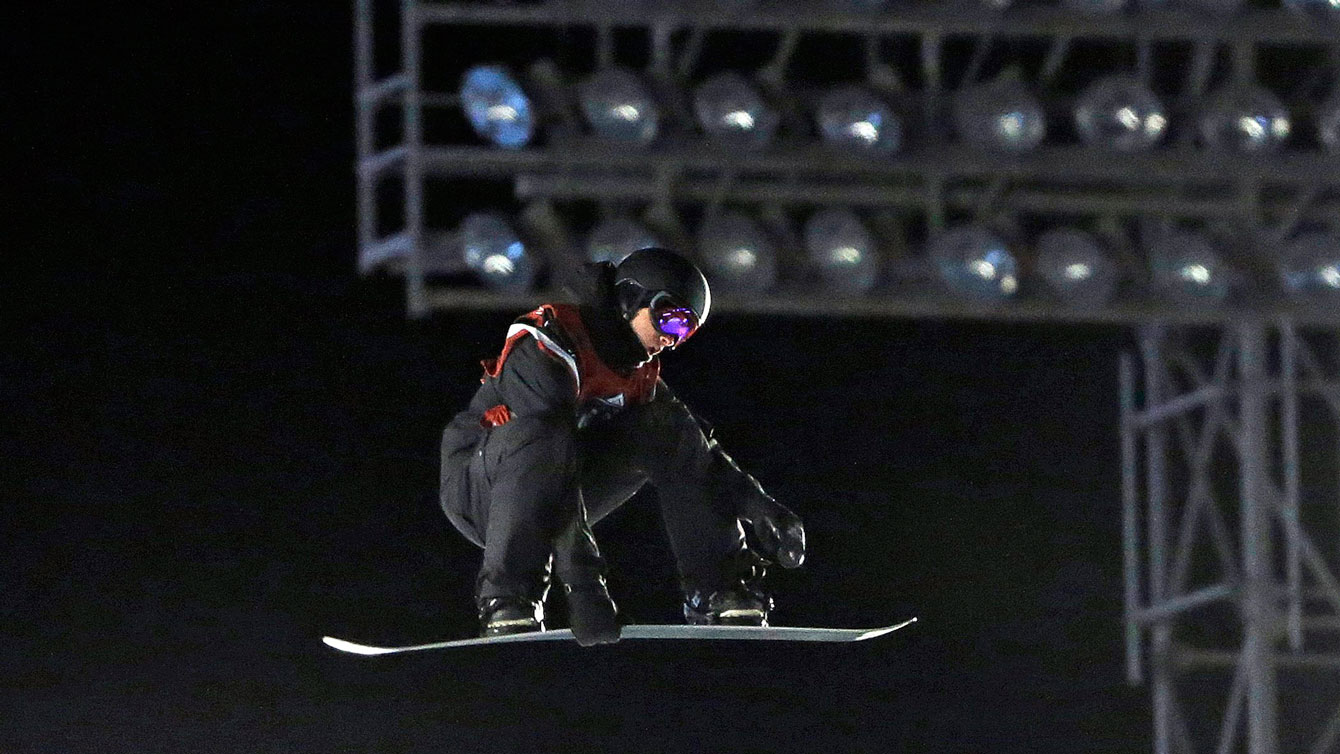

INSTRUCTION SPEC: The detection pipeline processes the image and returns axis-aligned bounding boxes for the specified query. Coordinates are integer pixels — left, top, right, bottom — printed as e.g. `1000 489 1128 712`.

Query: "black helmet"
613 247 712 326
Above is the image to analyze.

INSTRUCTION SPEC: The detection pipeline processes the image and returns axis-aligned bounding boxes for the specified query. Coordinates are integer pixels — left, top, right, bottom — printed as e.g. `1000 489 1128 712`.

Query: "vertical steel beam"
1121 352 1144 686
401 0 427 316
355 0 378 259
1236 321 1280 754
1280 321 1304 652
1140 323 1174 754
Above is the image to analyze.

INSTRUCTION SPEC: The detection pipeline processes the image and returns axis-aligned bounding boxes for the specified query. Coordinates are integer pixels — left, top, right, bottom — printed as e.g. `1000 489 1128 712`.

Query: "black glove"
741 498 806 569
565 580 621 646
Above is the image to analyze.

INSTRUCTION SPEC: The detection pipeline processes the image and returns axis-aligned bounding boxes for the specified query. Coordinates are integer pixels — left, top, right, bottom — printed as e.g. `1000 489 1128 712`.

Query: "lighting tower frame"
354 0 1340 323
1121 320 1340 754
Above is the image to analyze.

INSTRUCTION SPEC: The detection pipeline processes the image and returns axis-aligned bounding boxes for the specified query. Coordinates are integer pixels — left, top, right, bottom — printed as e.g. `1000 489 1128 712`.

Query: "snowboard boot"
682 551 774 626
477 596 545 637
683 584 774 626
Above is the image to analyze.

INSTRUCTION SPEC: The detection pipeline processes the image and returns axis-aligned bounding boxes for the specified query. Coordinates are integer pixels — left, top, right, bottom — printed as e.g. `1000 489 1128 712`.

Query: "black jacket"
440 263 784 577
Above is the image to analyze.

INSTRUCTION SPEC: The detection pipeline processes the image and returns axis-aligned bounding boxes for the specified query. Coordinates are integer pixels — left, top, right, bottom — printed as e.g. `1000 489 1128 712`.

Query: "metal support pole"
355 0 378 261
401 0 427 316
1280 321 1304 652
1121 352 1144 685
1237 320 1280 754
1140 324 1174 754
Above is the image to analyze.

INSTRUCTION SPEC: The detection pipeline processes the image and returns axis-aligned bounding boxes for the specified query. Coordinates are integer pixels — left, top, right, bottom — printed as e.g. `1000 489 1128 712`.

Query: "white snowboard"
322 617 916 656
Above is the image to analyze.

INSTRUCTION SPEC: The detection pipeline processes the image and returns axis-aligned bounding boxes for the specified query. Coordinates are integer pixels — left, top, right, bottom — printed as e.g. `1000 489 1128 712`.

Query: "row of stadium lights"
708 0 1340 14
429 207 1340 306
461 64 1340 154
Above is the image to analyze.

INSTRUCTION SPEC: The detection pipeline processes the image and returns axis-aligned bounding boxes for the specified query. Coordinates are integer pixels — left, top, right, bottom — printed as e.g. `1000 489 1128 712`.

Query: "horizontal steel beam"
1138 584 1237 625
420 286 1340 326
356 73 410 108
414 1 1340 45
358 145 407 178
516 173 1340 222
419 143 1340 187
358 232 412 274
1128 385 1231 429
1175 647 1340 671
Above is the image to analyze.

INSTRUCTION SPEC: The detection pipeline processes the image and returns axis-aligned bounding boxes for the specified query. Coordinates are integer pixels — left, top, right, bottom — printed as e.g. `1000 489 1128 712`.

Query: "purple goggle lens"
654 306 698 345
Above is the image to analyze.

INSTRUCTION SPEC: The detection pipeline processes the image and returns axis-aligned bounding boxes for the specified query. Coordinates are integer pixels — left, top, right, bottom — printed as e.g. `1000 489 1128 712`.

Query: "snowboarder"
438 248 806 646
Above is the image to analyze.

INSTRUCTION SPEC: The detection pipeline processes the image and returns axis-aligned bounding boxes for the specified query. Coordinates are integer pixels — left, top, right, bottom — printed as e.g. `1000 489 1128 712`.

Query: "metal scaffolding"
1122 321 1340 754
353 0 1340 323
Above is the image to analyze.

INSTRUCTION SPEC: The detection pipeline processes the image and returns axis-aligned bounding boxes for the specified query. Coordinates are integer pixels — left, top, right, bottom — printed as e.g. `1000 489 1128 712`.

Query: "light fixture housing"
1198 83 1290 153
1074 75 1168 152
953 75 1047 152
1147 229 1233 302
804 208 880 294
1036 228 1120 307
692 72 780 151
460 212 535 291
696 210 780 293
586 216 661 265
815 86 902 153
929 225 1020 301
1278 231 1340 300
460 65 534 150
578 67 660 147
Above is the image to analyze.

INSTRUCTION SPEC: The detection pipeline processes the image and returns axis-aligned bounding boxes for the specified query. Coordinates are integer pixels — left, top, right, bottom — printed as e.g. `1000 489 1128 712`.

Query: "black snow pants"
440 395 748 602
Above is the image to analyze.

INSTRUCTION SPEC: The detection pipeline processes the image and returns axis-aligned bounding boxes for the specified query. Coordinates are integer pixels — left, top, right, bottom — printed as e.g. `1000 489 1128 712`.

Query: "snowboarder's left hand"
742 499 806 569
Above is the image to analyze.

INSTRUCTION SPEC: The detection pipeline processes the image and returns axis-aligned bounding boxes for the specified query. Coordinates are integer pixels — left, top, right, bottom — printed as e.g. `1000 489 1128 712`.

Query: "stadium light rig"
355 0 1340 324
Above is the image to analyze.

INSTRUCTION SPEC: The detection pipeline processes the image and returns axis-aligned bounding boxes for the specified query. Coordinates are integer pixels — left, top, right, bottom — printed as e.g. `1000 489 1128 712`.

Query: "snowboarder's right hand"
742 499 807 569
566 581 621 646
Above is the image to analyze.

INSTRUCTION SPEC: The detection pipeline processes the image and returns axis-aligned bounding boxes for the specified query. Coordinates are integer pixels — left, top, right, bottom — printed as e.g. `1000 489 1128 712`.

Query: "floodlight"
929 225 1020 300
1198 83 1290 153
815 86 902 153
696 210 779 293
461 212 535 291
692 72 779 150
1147 229 1232 301
460 65 534 149
586 216 660 264
1282 0 1340 21
1036 228 1119 307
804 208 880 294
1319 92 1340 153
578 68 660 147
953 74 1046 152
1278 231 1340 299
1074 75 1168 151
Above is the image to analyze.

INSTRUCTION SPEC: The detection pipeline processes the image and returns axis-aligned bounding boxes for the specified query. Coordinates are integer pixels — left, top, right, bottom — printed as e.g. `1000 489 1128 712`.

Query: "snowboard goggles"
650 293 699 347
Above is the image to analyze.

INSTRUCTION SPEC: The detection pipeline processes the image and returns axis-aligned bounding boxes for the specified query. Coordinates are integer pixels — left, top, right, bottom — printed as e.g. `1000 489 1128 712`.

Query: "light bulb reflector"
460 65 534 149
696 211 779 293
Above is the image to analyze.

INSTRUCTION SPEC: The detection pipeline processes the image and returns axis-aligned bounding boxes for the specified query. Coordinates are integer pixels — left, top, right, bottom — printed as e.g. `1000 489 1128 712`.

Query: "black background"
6 4 1159 752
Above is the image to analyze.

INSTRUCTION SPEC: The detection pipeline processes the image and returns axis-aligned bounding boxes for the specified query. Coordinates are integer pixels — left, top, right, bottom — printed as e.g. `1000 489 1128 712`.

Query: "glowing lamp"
578 68 660 147
460 212 535 291
692 72 779 150
929 225 1020 300
696 211 779 293
804 208 879 293
460 65 534 150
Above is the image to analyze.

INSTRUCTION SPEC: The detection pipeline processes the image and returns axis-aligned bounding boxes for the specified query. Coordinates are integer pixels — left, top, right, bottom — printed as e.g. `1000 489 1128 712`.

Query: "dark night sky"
5 4 1163 753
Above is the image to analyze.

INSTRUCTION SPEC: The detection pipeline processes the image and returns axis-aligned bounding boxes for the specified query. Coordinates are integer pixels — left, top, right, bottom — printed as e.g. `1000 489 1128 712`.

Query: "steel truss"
1122 321 1340 754
355 0 1340 322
